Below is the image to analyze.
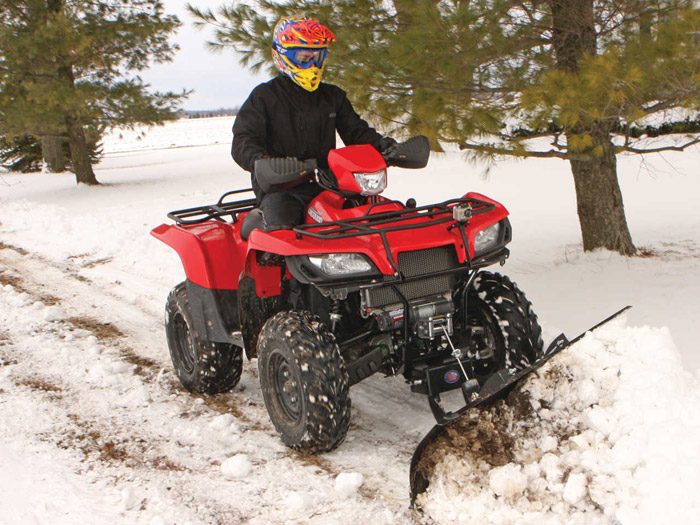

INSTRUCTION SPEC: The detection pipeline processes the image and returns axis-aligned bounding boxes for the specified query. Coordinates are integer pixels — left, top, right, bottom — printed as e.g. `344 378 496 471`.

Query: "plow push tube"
409 305 632 507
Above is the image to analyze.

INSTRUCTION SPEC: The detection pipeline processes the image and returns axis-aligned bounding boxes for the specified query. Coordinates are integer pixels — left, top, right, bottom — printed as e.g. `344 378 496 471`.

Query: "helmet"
271 16 336 92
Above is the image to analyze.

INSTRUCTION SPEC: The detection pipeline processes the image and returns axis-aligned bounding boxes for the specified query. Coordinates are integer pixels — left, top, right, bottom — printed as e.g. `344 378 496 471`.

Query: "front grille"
364 245 459 308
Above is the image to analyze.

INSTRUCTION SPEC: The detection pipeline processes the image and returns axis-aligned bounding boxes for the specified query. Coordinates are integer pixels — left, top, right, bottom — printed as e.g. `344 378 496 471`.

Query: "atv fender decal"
307 206 323 223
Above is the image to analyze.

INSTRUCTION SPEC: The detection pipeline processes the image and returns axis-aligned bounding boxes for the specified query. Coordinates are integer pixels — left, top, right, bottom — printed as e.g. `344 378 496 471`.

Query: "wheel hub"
467 311 501 380
173 313 196 374
271 353 302 422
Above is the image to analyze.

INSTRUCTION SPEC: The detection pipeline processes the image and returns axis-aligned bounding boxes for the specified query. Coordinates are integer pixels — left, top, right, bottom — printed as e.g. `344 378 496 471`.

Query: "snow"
334 472 364 497
1 116 699 524
220 455 253 479
488 464 528 498
417 320 700 524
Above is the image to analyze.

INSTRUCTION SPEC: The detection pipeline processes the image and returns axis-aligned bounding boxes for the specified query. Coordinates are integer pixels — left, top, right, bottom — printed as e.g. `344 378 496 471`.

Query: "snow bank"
418 316 700 524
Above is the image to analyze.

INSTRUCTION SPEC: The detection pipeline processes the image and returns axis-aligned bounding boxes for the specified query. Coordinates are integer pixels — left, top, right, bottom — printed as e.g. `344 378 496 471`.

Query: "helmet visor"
276 45 328 69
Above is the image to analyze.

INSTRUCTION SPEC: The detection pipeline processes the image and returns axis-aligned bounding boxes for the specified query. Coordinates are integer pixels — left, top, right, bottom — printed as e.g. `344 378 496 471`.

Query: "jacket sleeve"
334 90 384 150
231 88 269 172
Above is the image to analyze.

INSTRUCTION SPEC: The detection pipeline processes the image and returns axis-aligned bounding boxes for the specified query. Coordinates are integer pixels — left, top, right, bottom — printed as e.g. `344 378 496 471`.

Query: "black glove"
379 136 398 156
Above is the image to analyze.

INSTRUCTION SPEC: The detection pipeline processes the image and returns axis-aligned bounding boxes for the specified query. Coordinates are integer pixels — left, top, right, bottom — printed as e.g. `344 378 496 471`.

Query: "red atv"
152 136 544 453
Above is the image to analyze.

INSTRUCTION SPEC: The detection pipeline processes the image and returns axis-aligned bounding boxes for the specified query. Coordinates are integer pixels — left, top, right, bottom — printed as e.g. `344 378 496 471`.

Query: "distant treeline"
180 108 240 119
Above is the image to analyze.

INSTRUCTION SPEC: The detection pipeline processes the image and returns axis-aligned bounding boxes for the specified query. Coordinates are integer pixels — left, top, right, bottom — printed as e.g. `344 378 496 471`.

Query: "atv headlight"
308 253 373 275
474 222 501 256
353 169 386 195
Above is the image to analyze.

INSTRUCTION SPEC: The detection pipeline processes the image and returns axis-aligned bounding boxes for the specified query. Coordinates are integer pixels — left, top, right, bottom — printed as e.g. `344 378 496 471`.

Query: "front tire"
258 310 351 453
165 282 243 394
466 271 543 379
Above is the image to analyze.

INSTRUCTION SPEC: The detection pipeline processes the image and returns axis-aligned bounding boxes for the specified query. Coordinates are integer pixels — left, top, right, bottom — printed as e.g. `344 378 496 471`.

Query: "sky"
140 0 268 110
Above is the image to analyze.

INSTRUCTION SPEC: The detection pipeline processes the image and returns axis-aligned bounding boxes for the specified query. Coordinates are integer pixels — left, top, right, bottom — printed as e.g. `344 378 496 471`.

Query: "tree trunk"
568 129 636 255
549 0 636 255
548 0 596 72
65 115 98 185
40 134 66 172
55 57 99 185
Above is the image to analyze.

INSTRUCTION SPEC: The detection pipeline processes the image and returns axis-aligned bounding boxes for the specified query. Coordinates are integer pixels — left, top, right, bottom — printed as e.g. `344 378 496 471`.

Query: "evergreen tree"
0 131 103 173
0 0 187 185
192 0 700 255
0 134 42 172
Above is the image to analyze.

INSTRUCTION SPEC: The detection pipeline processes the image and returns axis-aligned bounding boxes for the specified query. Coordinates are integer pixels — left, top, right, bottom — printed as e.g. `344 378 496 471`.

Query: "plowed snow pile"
416 317 700 524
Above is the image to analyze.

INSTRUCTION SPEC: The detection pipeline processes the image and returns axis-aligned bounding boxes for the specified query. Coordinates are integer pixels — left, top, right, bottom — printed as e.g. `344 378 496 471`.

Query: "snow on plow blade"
409 305 632 507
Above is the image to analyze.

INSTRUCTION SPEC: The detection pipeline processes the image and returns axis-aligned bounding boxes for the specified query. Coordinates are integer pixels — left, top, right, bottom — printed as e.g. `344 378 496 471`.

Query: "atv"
152 136 546 453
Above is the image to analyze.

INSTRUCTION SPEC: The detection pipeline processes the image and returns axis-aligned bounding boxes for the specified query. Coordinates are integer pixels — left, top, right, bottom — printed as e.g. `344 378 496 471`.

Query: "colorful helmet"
271 16 336 92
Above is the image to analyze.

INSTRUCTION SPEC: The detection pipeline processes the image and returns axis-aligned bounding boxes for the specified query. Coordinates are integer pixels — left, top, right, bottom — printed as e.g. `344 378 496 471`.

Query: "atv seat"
241 208 264 240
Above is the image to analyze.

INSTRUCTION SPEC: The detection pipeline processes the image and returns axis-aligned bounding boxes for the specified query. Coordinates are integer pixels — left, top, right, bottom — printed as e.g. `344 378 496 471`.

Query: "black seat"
240 208 264 240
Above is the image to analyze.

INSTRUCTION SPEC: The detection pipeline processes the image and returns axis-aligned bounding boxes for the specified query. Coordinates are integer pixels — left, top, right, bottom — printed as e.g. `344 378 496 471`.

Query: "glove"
379 136 398 156
249 152 270 172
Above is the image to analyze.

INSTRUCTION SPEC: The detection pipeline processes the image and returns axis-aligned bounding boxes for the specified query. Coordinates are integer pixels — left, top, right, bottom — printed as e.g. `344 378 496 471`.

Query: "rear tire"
165 282 243 394
258 310 351 453
467 271 543 378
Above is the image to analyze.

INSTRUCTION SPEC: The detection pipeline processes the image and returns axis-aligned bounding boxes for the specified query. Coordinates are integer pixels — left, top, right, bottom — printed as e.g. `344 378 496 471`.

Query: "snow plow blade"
409 305 632 507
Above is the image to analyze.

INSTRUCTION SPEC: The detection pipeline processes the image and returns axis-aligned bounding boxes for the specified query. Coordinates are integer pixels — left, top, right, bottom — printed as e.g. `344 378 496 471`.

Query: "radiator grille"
365 245 459 307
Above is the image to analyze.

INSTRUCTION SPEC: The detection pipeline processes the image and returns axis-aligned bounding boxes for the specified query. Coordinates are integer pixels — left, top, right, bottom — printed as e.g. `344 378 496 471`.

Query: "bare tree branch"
620 136 700 154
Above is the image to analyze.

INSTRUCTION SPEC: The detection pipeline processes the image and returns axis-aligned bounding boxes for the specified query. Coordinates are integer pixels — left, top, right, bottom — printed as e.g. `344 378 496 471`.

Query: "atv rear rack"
167 189 257 225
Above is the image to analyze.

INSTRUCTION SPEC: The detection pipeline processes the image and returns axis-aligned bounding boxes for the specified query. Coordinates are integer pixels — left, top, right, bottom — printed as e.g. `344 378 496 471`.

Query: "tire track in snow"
0 244 422 522
0 281 251 522
9 374 189 475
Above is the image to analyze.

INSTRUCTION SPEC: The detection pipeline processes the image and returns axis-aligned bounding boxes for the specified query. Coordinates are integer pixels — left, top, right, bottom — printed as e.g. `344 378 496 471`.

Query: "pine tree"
0 0 187 185
0 134 42 172
0 130 102 173
192 0 700 255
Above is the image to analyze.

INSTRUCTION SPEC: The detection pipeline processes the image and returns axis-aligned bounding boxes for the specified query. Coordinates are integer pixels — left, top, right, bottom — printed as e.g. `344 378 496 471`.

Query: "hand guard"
254 157 317 193
383 135 430 169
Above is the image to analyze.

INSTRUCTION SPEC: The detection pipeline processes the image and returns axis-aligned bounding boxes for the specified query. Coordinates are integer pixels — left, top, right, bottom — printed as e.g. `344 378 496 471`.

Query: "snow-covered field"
0 116 698 524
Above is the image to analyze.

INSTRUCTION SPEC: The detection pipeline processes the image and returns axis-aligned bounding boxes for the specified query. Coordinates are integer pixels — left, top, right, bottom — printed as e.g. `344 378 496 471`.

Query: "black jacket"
232 75 384 179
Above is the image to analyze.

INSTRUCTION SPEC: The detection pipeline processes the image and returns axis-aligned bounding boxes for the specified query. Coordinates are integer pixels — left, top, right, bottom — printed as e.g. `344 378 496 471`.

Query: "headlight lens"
474 222 501 255
308 253 373 275
353 169 386 195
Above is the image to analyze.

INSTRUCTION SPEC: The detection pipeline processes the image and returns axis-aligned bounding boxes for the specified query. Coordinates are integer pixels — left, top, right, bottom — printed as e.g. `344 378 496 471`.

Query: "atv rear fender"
152 223 250 345
151 222 246 290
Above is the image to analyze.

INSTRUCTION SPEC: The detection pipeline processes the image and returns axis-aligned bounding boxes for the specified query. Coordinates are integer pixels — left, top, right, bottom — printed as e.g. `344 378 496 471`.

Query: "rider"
231 15 396 231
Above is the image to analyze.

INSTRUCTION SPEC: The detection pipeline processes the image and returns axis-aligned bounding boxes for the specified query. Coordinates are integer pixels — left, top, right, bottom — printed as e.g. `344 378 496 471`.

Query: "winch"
368 294 454 337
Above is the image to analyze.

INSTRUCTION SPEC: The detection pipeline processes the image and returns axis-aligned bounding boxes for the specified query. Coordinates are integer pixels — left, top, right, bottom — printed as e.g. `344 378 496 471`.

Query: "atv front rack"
167 189 257 225
294 197 495 272
293 197 495 240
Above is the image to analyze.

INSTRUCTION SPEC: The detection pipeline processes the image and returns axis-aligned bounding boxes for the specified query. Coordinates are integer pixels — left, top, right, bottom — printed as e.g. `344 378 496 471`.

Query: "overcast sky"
140 0 268 110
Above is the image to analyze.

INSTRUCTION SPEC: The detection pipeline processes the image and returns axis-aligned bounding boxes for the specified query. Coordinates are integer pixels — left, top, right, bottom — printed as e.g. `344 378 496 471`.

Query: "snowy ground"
0 116 698 524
